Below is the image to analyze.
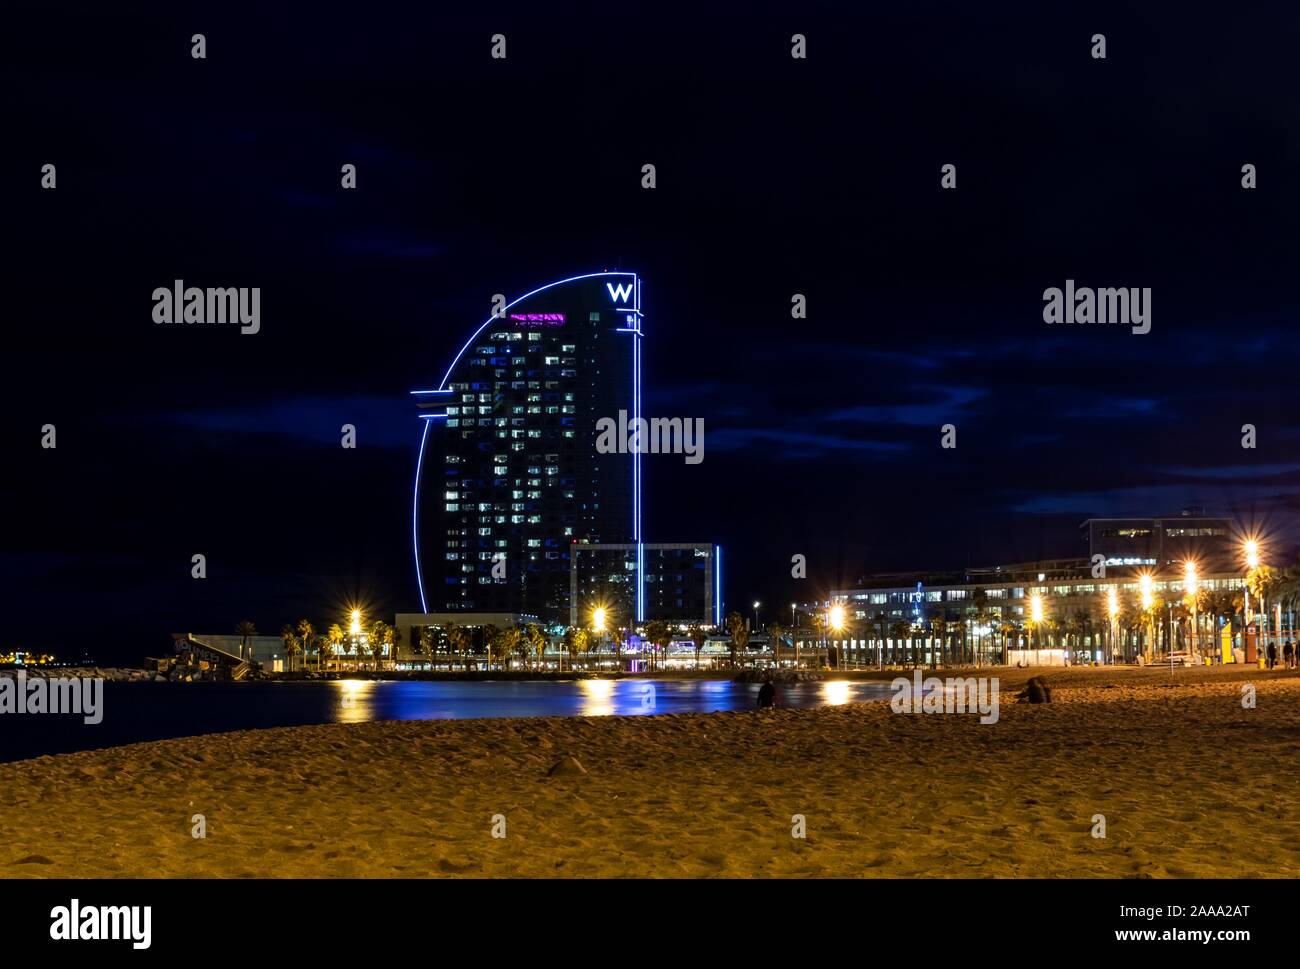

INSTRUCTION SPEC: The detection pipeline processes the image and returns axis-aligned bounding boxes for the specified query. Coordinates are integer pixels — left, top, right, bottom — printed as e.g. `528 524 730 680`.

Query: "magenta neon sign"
508 312 566 325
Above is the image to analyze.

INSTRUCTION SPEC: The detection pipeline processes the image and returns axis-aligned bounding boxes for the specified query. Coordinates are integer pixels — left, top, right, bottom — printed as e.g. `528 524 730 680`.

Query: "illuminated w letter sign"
606 281 634 304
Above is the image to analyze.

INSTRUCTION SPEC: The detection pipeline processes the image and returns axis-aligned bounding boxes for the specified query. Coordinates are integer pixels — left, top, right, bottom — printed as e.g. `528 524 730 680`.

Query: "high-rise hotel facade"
412 272 668 624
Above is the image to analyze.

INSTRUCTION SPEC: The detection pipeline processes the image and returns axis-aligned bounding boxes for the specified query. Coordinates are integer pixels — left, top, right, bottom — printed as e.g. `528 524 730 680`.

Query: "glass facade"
413 273 641 620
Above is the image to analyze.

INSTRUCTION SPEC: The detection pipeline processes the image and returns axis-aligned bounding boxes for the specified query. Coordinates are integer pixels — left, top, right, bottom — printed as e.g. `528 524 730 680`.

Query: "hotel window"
588 312 600 321
926 591 943 602
987 589 1007 598
870 594 887 604
528 332 542 341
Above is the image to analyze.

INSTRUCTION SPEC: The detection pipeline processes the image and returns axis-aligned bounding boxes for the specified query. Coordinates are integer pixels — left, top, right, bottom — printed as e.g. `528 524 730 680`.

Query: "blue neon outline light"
413 416 433 611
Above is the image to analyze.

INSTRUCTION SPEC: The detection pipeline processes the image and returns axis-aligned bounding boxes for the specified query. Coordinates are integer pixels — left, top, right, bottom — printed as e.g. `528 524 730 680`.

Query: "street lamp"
1244 538 1259 627
1139 574 1154 661
829 603 845 671
752 600 761 631
1184 560 1199 664
1107 585 1118 665
1029 593 1043 665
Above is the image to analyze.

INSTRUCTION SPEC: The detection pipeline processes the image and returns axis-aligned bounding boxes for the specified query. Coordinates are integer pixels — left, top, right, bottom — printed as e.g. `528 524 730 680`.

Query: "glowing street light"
1106 585 1119 666
1184 561 1199 662
1243 538 1260 629
349 609 362 637
1138 574 1155 660
592 607 607 633
829 603 845 632
752 600 761 630
1027 592 1044 662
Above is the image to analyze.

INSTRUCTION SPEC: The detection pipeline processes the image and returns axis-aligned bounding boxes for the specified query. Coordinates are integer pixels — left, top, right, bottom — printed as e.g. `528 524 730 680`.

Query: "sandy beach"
2 667 1298 878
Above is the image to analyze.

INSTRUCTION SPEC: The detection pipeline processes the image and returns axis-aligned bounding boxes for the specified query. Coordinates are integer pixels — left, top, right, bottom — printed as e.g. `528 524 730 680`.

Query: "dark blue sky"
4 1 1298 662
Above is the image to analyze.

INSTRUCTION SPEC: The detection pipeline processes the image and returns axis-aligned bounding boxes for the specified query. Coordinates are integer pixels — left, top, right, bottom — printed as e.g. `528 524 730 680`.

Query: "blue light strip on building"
633 278 644 622
714 545 722 627
413 417 432 612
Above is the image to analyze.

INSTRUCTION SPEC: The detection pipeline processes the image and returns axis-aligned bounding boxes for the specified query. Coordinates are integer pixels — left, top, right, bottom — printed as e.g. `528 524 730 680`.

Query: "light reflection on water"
326 677 892 721
821 680 853 706
0 678 898 762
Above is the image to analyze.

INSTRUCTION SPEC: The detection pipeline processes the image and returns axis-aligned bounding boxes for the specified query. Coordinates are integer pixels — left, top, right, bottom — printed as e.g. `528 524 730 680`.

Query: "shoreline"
2 667 1297 877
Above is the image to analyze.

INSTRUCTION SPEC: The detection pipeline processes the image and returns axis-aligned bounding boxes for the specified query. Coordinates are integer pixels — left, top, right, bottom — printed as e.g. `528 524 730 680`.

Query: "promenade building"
832 543 1248 665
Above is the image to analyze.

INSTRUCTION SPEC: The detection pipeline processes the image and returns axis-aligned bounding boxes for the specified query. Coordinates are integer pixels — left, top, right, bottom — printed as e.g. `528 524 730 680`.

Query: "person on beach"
1285 640 1295 670
757 676 776 709
1266 641 1277 670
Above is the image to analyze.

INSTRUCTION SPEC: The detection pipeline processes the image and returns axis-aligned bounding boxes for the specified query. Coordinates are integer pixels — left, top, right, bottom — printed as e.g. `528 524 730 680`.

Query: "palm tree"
725 612 748 669
1063 613 1084 664
523 623 547 671
644 620 671 671
447 623 471 672
490 627 518 669
280 625 299 672
479 624 499 671
970 589 989 664
234 621 257 660
564 626 588 670
418 627 436 671
931 617 947 668
296 619 315 673
687 622 706 669
768 622 786 668
998 620 1016 665
366 620 390 671
888 619 910 666
318 636 336 672
326 623 345 671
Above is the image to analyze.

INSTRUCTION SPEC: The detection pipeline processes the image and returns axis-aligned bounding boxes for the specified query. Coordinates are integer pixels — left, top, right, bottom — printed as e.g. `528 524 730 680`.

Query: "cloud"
161 395 416 449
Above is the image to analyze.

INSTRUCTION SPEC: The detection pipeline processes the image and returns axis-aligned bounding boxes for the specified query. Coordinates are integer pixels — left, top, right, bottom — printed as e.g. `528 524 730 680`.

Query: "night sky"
4 2 1298 665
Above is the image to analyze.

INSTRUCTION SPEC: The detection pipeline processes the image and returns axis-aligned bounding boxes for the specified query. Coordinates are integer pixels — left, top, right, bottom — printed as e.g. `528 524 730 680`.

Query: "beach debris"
546 756 587 777
1018 677 1053 703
